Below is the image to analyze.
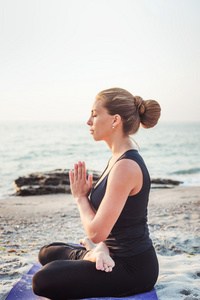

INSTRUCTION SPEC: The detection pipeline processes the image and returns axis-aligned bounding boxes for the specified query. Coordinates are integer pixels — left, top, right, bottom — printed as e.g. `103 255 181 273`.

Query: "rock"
151 178 182 185
15 185 71 196
7 249 17 253
14 175 44 187
13 169 182 196
151 178 183 189
14 169 101 196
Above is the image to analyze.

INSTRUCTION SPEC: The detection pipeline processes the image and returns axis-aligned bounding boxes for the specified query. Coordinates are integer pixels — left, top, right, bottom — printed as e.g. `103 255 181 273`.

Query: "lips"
90 130 94 134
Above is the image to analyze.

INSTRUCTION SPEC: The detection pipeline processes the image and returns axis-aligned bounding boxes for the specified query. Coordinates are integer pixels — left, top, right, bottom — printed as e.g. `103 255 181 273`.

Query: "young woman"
32 88 161 299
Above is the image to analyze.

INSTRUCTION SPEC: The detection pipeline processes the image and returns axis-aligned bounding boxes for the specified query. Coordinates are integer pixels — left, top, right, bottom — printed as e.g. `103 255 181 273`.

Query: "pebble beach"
0 186 200 300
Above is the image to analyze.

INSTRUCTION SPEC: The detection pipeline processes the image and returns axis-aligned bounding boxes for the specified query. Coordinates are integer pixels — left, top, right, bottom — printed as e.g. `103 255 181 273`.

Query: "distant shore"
1 186 200 299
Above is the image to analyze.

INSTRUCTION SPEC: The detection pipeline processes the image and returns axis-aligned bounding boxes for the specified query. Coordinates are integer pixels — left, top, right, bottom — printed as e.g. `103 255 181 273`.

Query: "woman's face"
87 99 114 141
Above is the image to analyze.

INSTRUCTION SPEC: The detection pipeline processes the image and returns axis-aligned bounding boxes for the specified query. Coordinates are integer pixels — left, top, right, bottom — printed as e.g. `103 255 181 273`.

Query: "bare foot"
94 250 115 272
80 237 115 272
79 237 96 251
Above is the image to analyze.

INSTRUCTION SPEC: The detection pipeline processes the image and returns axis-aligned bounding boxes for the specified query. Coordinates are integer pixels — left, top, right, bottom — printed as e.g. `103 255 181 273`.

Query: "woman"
32 87 161 299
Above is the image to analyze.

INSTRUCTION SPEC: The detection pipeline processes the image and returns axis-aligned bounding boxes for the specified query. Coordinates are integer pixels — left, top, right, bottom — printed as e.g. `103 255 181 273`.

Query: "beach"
0 186 200 300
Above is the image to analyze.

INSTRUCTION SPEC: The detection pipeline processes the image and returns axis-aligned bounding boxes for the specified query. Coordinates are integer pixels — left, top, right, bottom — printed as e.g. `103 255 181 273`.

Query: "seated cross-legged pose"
32 87 161 299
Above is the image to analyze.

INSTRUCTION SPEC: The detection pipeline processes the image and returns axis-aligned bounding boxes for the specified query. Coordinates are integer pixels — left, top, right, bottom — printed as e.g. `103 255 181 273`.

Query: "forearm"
76 196 97 240
69 162 105 242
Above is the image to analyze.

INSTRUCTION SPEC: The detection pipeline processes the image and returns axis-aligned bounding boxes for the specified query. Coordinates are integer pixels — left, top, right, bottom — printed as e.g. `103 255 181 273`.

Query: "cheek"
94 117 100 126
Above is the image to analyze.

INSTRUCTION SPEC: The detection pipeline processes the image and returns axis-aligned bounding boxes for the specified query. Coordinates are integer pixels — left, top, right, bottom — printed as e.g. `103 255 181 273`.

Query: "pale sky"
0 0 200 122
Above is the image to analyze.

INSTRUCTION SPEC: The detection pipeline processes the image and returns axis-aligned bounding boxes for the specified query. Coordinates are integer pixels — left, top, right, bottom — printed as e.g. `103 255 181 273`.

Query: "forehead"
91 98 105 111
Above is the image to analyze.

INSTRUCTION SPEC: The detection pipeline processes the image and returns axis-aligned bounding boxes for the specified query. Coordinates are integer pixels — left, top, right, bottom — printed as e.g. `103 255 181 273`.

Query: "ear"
112 114 122 127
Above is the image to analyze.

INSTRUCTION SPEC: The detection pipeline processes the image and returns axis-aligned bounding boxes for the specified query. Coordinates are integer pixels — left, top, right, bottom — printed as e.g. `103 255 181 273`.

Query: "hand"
69 161 93 200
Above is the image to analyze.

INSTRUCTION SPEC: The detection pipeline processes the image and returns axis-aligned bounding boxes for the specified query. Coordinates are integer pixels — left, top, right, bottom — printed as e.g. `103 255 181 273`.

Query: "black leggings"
32 242 159 300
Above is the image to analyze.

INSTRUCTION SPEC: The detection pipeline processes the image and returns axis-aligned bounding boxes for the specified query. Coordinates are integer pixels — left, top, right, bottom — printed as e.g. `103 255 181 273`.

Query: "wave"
171 168 200 175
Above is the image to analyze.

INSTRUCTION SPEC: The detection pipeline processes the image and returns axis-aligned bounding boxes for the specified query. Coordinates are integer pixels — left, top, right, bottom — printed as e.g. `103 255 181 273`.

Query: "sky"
0 0 200 123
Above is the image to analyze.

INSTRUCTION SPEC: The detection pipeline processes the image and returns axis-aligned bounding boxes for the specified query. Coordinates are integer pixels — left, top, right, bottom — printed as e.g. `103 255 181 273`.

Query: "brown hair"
97 88 161 135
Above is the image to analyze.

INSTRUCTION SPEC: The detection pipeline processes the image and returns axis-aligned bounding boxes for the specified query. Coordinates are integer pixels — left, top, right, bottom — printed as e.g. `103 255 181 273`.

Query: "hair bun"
135 96 161 128
134 96 145 116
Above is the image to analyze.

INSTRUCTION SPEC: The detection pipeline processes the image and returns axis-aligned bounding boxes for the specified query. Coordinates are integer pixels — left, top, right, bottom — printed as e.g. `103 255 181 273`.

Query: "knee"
32 271 47 296
38 245 49 265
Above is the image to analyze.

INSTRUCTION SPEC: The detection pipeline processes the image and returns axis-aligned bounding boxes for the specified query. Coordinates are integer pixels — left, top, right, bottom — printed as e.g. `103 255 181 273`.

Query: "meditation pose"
32 88 161 299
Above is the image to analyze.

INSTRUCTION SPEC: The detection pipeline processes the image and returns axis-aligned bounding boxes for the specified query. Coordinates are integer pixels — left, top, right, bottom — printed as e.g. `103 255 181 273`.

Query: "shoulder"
107 158 142 190
113 158 142 176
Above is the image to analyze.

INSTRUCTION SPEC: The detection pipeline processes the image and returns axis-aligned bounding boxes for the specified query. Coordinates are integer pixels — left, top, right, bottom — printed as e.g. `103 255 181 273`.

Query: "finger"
69 170 74 185
78 161 82 179
74 164 78 180
81 162 86 181
108 266 112 272
88 173 93 189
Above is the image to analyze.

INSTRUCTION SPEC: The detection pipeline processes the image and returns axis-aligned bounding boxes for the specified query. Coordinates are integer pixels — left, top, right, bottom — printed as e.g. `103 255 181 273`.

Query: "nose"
87 116 92 126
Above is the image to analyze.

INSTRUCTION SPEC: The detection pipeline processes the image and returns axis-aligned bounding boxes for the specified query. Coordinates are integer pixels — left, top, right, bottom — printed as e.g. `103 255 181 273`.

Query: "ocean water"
0 121 200 199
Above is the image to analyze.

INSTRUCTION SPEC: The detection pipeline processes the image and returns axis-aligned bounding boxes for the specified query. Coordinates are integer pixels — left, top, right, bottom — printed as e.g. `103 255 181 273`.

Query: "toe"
104 263 108 267
96 257 104 271
103 263 108 272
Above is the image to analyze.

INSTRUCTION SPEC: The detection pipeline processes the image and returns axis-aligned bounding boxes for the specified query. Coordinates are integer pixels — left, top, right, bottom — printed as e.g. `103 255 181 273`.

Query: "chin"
92 135 102 142
93 136 99 141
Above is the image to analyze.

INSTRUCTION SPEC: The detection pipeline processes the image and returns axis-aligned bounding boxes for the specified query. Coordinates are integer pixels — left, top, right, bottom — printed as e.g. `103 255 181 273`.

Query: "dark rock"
15 175 45 187
151 178 182 185
151 178 183 189
41 177 61 186
180 289 191 296
13 169 182 196
14 169 101 196
15 185 71 196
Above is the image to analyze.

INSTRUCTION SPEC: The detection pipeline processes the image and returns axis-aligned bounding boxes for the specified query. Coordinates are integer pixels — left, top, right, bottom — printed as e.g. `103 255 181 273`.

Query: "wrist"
75 196 88 203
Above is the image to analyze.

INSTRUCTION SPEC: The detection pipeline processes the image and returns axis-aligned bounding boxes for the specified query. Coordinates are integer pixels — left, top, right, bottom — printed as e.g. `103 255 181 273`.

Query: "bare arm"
69 159 142 243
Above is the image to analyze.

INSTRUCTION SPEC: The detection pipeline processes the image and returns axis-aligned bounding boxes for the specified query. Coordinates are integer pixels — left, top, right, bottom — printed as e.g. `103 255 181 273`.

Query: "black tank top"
90 149 153 257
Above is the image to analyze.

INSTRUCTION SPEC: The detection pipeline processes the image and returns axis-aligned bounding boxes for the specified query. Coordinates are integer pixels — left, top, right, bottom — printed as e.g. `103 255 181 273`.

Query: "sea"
0 121 200 199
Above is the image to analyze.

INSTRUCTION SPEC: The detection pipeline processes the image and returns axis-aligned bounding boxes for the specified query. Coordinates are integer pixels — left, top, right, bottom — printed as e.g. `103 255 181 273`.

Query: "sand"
0 186 200 300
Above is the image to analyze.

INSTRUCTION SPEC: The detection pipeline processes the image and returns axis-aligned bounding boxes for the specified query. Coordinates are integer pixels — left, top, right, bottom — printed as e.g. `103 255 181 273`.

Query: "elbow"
88 231 108 244
90 235 102 244
86 220 110 244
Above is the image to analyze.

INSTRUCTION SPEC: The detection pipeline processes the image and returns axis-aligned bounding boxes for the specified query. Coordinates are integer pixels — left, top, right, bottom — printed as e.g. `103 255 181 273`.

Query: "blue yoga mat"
5 262 158 300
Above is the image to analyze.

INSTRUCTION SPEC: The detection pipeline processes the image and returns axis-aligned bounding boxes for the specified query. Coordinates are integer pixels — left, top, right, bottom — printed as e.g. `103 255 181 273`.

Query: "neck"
105 134 135 158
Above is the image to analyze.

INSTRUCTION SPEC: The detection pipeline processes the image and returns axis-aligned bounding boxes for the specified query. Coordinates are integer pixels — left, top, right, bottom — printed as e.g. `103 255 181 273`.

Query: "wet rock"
151 178 182 188
14 169 101 196
14 169 182 196
15 184 71 196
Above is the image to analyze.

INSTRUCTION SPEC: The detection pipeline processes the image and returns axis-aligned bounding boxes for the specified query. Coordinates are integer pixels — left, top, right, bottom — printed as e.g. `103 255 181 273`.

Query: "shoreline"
1 180 199 202
1 186 200 299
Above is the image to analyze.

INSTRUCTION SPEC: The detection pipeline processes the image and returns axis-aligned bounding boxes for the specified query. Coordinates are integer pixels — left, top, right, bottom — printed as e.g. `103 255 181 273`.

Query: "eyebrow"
91 109 98 112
